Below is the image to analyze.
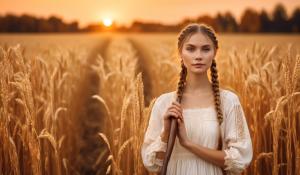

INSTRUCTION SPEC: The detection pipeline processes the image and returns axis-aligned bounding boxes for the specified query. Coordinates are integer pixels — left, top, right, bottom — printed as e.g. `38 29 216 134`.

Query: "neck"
184 72 211 94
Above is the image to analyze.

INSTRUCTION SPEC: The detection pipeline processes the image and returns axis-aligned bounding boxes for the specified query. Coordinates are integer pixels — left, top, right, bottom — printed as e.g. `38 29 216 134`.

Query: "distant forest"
0 3 299 33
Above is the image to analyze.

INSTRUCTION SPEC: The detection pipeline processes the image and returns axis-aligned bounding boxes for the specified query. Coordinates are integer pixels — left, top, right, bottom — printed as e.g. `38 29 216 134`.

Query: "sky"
0 0 299 27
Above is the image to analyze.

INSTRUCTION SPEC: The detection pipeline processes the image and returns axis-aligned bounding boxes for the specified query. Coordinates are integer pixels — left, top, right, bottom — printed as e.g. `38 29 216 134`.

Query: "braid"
176 60 187 103
210 59 223 124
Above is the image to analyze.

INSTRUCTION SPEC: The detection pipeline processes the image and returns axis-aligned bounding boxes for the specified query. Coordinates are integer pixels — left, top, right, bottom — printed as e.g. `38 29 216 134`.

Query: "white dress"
141 89 253 175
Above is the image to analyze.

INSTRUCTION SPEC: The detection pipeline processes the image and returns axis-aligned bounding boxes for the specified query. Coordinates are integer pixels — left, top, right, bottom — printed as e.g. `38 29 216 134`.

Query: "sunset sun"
102 18 113 27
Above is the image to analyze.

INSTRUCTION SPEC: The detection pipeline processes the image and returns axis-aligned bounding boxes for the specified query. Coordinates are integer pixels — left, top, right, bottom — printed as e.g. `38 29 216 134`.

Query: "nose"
194 57 202 61
194 53 203 61
194 49 203 61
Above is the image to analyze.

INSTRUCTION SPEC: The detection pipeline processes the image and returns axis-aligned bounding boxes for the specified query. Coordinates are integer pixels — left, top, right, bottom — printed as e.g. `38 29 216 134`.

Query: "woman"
141 23 253 175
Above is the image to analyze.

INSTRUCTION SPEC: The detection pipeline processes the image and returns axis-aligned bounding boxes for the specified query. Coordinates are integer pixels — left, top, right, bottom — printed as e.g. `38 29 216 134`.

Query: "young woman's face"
180 32 216 75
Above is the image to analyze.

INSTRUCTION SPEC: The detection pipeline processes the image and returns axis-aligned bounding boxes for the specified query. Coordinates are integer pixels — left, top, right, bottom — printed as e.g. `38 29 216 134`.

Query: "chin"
190 67 207 74
191 70 207 74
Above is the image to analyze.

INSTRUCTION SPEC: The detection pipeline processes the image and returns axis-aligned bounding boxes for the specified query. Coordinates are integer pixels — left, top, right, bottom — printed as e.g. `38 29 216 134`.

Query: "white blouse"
141 89 253 175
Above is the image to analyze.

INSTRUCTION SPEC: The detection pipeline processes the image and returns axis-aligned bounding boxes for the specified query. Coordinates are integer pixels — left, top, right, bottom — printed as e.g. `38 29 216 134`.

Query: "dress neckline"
170 89 226 112
182 106 215 111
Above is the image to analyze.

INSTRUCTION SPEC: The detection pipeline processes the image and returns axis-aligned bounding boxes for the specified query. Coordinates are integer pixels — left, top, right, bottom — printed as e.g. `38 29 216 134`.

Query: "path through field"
75 35 157 174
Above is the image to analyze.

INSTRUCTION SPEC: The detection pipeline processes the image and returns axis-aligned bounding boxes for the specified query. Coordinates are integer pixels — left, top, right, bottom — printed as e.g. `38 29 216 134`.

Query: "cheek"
181 50 191 58
204 51 215 59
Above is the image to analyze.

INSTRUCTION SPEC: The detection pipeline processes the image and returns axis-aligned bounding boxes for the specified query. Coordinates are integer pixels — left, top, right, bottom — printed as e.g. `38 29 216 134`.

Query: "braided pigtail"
210 59 223 125
176 60 187 103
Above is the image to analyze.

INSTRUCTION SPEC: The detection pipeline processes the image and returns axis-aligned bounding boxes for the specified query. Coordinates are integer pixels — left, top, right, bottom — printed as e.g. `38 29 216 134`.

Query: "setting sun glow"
102 18 113 27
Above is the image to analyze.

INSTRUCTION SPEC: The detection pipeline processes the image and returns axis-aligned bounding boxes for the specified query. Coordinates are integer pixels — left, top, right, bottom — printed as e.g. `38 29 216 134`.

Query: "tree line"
0 3 299 33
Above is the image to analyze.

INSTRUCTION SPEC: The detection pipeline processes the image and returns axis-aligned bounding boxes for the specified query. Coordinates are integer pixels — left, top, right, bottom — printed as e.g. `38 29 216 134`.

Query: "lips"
192 63 205 66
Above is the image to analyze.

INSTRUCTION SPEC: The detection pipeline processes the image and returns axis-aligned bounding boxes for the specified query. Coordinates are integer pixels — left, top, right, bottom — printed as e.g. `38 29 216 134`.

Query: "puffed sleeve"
223 93 253 175
141 94 168 172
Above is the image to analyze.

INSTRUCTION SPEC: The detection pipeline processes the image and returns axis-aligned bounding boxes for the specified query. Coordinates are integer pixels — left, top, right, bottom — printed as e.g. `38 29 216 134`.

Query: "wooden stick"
160 118 177 175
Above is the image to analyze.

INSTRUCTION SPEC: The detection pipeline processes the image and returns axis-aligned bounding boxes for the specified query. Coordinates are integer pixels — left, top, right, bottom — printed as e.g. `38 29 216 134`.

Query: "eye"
186 47 194 51
203 47 210 52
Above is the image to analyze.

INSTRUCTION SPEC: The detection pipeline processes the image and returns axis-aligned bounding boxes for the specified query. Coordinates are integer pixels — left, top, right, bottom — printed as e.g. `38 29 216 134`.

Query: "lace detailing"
224 149 246 174
233 104 246 140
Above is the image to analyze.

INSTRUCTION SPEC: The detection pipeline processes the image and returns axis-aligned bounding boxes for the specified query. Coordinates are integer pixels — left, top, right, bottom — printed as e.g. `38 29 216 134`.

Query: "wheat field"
0 33 299 175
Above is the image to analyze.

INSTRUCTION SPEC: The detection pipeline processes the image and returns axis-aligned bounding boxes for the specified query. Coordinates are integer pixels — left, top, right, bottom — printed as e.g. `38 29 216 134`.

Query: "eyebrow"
185 43 211 47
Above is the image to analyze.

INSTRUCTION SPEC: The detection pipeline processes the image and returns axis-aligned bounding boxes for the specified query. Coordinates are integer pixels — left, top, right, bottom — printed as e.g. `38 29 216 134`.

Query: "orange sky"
0 0 299 27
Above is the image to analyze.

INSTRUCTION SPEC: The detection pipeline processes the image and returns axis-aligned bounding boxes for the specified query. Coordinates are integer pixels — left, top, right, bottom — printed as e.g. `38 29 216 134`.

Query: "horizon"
1 0 299 28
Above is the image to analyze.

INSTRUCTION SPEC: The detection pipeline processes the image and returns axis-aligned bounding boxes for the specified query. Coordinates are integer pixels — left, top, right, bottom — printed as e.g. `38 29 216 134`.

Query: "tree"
290 7 300 32
271 3 289 32
224 12 238 32
2 14 19 32
214 13 226 32
196 15 215 30
240 8 261 32
37 18 52 32
19 14 37 32
196 15 215 28
260 10 272 32
68 21 79 32
48 16 65 32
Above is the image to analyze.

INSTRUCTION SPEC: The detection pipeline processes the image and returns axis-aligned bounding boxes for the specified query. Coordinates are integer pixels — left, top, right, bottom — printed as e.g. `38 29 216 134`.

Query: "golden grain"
1 34 299 175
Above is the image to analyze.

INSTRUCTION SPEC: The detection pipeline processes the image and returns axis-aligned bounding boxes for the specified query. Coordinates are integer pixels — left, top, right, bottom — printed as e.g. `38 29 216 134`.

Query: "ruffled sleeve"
223 92 253 175
141 94 168 172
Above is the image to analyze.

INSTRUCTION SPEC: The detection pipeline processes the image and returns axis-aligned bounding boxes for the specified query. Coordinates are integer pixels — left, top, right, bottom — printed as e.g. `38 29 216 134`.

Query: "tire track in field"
128 38 154 106
73 37 111 175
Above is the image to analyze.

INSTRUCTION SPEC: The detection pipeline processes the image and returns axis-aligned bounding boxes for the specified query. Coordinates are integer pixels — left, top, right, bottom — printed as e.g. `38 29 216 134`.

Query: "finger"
169 105 183 115
164 111 177 120
172 101 181 107
169 109 181 118
169 105 182 113
167 111 179 119
167 104 180 111
171 111 183 121
171 102 182 110
177 118 181 124
179 113 184 120
178 117 184 123
180 117 184 123
177 114 184 123
175 113 183 121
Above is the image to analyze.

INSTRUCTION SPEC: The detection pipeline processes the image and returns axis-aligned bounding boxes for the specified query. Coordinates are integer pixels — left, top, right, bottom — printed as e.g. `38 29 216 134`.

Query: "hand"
176 114 191 148
162 101 183 139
